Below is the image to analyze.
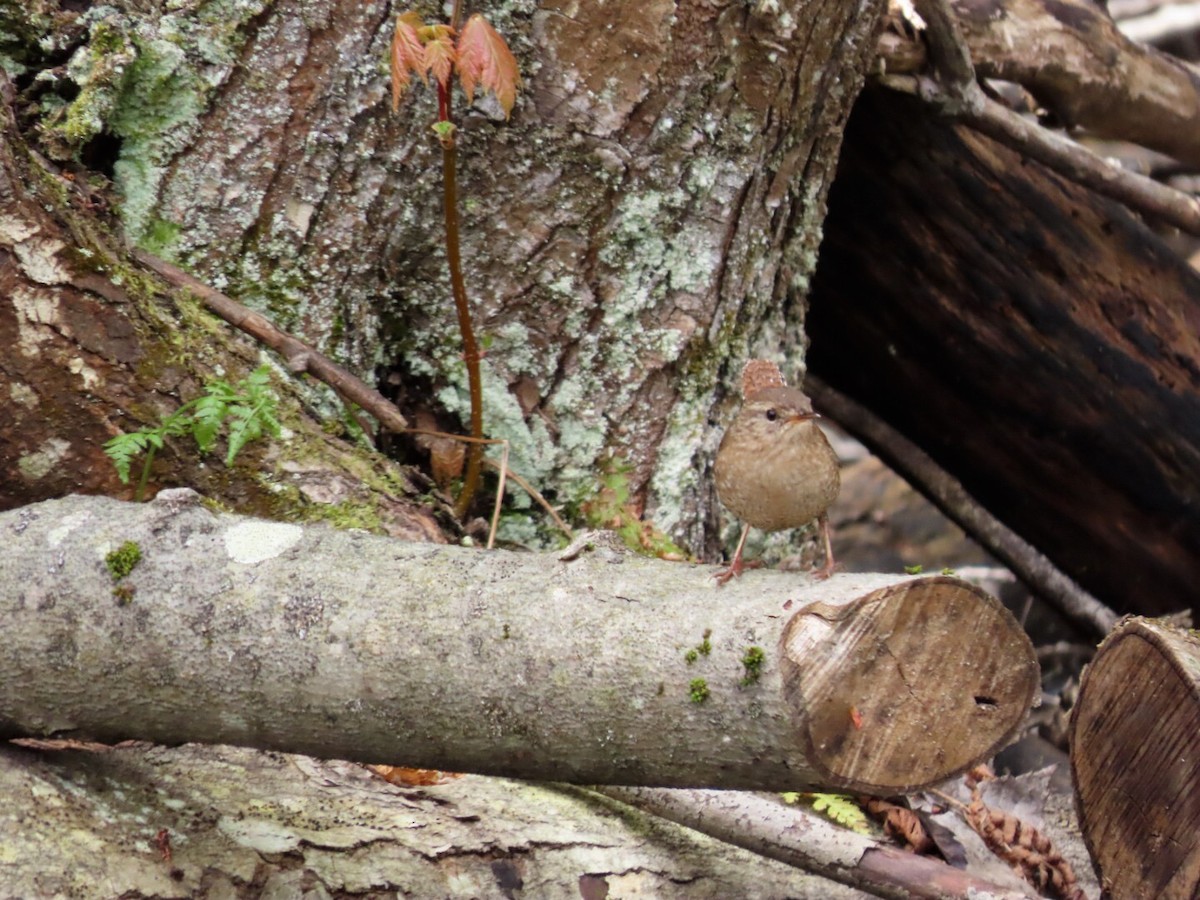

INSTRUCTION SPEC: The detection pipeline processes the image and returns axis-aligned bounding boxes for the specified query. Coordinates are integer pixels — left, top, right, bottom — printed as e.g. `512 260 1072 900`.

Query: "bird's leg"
714 522 754 586
812 513 838 580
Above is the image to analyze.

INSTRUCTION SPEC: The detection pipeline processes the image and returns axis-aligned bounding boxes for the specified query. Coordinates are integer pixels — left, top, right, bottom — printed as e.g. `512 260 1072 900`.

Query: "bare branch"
600 787 1039 899
132 249 411 434
807 376 1120 637
882 0 1200 169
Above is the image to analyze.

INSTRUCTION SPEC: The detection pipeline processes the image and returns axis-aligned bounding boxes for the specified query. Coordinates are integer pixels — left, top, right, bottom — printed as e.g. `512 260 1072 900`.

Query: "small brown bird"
714 362 840 584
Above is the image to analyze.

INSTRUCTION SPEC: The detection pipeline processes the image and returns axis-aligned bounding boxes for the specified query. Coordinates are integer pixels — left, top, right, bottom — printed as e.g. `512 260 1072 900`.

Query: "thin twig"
132 249 573 543
482 458 573 541
398 429 574 544
806 376 1119 637
131 250 410 434
489 441 508 550
911 0 976 108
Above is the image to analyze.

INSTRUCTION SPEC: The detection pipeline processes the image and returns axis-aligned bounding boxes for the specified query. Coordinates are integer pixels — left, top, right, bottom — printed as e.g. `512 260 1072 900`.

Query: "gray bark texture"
0 741 875 899
0 493 1037 795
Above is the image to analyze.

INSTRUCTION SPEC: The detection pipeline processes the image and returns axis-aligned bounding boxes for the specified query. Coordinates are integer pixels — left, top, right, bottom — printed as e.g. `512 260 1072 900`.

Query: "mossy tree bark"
0 73 451 537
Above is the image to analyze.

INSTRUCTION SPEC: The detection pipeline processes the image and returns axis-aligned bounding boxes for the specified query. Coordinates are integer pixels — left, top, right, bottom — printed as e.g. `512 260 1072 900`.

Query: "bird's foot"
714 557 763 586
811 558 840 581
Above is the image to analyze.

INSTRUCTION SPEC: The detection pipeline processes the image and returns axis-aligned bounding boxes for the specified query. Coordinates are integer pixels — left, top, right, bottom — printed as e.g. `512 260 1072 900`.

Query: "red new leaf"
456 14 520 118
420 23 457 92
390 11 426 111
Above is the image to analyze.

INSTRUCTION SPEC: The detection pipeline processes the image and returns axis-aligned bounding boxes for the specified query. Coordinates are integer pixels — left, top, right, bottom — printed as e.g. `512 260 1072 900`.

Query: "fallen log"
0 492 1038 793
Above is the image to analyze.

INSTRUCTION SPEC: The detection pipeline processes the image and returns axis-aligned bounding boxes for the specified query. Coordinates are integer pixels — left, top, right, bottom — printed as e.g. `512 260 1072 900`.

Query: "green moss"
299 497 386 534
105 540 142 580
684 648 698 665
112 583 136 606
140 217 183 258
688 678 710 704
740 646 765 686
36 2 268 238
577 455 690 559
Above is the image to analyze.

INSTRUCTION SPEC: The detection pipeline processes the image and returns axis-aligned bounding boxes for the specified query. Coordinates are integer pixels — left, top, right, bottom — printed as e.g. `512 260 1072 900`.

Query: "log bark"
0 493 1038 794
808 88 1200 620
0 741 872 899
1070 617 1200 899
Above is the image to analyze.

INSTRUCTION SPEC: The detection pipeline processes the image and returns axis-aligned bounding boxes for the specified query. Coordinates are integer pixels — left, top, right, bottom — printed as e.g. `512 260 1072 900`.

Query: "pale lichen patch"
47 510 93 547
9 383 39 409
223 520 303 564
216 816 301 854
18 437 72 481
68 357 100 390
12 235 70 285
12 286 63 356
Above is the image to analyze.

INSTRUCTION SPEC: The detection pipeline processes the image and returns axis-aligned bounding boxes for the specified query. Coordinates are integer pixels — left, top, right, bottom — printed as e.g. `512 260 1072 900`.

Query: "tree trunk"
808 88 1200 620
1070 617 1200 899
0 493 1038 795
0 0 886 554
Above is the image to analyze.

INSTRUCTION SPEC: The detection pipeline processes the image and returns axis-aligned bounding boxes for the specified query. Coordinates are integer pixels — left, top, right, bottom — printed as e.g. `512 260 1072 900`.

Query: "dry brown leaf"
369 764 463 787
864 797 936 854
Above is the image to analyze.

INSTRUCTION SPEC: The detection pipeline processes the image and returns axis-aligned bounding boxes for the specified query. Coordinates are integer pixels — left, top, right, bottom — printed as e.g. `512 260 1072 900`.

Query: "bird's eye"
765 408 778 421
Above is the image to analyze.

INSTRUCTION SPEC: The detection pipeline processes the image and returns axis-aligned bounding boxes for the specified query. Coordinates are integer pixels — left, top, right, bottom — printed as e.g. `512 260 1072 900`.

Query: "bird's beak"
788 412 820 424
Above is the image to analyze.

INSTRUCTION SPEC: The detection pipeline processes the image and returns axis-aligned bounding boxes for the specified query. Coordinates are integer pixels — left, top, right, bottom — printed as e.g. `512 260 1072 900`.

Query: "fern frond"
104 432 155 484
809 793 871 834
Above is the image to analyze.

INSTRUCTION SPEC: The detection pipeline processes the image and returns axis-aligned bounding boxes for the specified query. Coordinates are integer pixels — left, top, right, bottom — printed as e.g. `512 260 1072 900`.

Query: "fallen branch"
880 0 1200 235
882 0 1200 169
807 376 1119 637
599 786 1039 898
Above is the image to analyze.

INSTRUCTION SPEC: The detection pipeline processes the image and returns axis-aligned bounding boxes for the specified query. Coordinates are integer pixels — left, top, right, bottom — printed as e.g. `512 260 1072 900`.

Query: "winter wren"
714 364 840 583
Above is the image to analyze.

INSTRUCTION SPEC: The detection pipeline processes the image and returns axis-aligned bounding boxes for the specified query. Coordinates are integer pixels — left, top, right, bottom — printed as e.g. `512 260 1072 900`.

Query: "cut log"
1070 617 1200 899
0 493 1038 794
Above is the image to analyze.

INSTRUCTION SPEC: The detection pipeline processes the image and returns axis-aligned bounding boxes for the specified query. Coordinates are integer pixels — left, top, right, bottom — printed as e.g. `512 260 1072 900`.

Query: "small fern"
782 792 871 834
104 365 281 499
809 793 871 833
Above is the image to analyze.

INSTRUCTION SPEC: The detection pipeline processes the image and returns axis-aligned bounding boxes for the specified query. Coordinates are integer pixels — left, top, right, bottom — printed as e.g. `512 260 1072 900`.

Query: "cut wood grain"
1071 617 1200 899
